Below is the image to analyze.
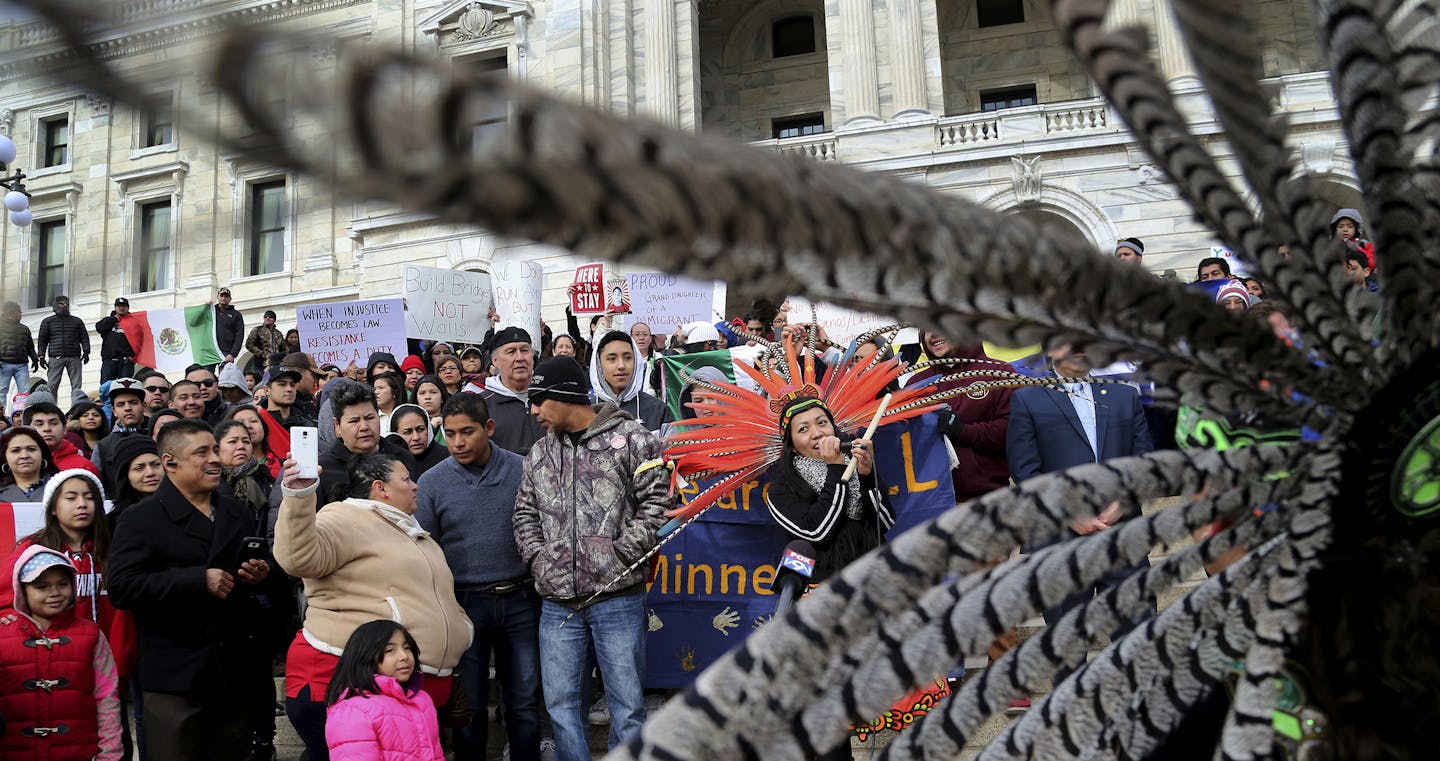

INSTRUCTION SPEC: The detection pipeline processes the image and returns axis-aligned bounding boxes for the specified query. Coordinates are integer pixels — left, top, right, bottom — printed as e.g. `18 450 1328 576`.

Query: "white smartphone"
292 426 319 479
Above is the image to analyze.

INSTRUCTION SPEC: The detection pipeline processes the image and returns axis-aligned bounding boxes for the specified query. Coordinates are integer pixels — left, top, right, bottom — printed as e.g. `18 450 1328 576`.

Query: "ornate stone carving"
1299 138 1337 176
1011 155 1042 204
0 108 14 136
1137 164 1166 185
86 93 111 114
456 2 497 39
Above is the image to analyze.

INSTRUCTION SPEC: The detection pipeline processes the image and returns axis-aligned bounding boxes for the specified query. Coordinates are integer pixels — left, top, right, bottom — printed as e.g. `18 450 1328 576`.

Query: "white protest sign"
623 273 725 335
491 256 544 348
297 299 408 367
402 265 493 343
783 297 898 345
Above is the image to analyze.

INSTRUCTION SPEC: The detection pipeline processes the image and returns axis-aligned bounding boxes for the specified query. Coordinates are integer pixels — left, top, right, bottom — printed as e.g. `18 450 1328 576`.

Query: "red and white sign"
571 263 607 315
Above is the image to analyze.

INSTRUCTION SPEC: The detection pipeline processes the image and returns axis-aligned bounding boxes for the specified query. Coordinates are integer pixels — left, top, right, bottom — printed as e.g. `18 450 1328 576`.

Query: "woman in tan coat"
273 451 472 761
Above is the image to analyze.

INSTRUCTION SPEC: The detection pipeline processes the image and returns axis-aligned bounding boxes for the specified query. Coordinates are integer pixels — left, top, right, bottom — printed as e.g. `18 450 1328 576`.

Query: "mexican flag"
118 306 224 373
1 501 115 549
654 345 765 420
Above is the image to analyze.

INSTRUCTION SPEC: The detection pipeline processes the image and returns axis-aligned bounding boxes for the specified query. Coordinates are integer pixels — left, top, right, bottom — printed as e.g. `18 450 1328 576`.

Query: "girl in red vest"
0 546 122 760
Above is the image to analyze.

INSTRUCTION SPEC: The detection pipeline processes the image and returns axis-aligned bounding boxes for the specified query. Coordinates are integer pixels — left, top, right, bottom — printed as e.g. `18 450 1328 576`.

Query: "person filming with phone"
107 419 275 761
273 450 471 761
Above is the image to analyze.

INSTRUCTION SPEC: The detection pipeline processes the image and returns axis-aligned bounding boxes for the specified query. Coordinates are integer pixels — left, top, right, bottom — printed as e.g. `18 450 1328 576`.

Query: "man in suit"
1006 343 1155 638
108 419 273 761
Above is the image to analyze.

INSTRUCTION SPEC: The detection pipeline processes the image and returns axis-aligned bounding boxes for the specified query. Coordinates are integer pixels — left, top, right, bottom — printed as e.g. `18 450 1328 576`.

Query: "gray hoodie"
588 331 670 434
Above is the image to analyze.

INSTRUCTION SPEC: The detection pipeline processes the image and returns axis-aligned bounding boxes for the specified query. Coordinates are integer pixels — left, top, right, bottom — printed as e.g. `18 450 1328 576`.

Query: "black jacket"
317 438 419 506
214 304 245 358
107 478 266 693
37 311 89 359
0 319 38 366
95 313 134 360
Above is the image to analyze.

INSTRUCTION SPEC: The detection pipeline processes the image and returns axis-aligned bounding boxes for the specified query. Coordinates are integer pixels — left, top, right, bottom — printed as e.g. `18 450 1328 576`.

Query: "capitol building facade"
0 0 1359 352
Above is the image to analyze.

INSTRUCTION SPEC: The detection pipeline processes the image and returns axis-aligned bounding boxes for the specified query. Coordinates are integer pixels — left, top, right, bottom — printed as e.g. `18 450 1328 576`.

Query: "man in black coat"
108 419 273 761
95 296 137 382
214 286 245 365
0 300 39 405
37 294 89 393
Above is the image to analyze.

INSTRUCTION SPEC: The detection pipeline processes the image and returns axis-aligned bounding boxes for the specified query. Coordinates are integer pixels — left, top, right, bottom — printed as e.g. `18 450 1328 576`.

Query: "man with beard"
138 370 173 419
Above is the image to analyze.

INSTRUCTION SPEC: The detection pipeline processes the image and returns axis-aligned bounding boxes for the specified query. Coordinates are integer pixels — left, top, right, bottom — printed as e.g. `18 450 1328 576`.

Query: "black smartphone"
240 536 269 568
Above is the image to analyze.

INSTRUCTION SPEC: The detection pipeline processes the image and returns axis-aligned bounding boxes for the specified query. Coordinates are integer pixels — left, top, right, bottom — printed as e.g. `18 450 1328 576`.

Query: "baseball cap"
114 297 130 307
19 550 75 584
281 352 318 371
218 287 232 296
686 323 722 345
269 367 304 385
263 309 277 319
107 377 145 401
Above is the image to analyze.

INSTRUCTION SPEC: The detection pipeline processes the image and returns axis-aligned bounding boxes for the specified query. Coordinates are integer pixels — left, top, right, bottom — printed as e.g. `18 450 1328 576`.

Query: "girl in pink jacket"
324 620 444 761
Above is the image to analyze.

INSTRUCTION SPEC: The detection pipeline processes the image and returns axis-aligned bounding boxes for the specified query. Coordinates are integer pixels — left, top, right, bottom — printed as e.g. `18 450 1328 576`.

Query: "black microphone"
769 540 816 619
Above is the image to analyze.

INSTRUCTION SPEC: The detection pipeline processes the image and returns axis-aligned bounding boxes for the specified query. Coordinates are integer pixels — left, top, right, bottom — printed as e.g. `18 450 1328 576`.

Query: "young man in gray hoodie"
414 391 543 761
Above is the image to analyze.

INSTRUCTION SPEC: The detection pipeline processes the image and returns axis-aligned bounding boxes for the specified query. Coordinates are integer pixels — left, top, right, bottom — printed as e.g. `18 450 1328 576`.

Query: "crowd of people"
0 207 1387 761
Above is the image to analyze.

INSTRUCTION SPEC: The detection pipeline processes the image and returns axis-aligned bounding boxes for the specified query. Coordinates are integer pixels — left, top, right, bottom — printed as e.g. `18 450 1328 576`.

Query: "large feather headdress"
662 326 1051 528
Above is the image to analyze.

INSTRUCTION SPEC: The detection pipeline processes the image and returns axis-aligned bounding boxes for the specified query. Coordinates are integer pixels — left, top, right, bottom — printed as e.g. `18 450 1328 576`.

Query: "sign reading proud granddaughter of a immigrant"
297 298 407 367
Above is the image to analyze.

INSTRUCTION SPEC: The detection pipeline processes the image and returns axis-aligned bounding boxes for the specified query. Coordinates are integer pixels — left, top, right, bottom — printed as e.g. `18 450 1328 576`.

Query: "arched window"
771 15 817 58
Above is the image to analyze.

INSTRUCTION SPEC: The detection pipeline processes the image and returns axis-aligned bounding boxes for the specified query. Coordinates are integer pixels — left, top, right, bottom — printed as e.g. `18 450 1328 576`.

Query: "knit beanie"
42 468 107 512
104 436 160 494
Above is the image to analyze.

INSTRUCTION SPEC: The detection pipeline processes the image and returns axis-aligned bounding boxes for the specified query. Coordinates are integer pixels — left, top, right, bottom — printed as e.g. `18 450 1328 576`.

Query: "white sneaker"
588 695 611 725
539 737 557 761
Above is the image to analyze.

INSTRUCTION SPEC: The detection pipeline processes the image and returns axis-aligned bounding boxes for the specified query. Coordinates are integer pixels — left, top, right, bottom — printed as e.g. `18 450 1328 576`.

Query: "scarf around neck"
793 453 861 517
345 497 429 540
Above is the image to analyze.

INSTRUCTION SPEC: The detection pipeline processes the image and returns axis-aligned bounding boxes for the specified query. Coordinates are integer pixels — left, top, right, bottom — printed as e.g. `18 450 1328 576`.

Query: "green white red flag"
118 306 224 373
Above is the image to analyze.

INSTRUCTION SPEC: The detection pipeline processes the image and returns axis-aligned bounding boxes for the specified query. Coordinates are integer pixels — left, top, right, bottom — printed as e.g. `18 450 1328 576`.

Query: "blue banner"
644 412 956 688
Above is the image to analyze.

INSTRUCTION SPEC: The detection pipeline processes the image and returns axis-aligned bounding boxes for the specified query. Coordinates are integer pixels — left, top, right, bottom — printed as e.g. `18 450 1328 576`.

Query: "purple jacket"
325 675 444 761
513 404 673 603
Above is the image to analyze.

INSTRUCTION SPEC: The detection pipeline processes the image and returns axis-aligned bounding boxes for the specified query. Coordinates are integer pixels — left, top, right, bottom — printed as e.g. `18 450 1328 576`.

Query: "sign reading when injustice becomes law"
297 298 408 367
402 265 493 342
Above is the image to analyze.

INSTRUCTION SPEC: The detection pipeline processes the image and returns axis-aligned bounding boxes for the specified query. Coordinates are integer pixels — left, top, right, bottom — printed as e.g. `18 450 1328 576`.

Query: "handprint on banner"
677 647 696 673
648 609 664 632
712 606 740 636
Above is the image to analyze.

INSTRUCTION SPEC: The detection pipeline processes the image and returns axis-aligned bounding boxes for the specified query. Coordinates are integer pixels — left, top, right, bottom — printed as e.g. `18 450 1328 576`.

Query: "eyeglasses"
145 385 171 393
196 379 217 387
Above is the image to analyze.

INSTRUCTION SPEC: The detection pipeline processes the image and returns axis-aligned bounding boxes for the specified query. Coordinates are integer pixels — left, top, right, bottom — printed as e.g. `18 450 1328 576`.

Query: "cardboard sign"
491 256 544 348
296 298 407 367
783 297 899 346
402 265 493 342
571 262 607 314
623 273 726 335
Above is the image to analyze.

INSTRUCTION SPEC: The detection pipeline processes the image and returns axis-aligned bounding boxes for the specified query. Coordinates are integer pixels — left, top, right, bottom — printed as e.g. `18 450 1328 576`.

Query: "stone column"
887 0 930 116
644 0 679 124
1103 0 1140 28
1151 0 1196 82
826 0 880 124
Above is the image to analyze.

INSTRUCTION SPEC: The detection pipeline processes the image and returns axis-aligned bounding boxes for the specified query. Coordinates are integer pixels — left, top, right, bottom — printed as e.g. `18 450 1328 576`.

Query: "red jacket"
912 344 1015 501
0 545 122 761
50 439 99 477
0 539 137 679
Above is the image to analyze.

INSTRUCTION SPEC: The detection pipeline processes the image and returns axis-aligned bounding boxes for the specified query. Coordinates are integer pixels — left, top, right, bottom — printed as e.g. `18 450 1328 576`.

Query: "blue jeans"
0 362 27 405
540 591 647 761
456 585 543 761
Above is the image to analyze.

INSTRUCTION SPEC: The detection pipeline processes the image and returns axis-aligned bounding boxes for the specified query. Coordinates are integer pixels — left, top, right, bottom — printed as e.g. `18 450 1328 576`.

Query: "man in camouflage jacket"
513 356 671 761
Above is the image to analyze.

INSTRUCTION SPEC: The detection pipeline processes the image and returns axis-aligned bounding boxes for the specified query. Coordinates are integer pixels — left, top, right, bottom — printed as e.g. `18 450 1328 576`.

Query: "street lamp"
0 134 32 227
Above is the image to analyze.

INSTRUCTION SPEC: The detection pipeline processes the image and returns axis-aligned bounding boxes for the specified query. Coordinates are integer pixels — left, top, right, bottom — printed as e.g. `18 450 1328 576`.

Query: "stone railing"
937 115 1003 146
767 133 840 161
1044 101 1108 133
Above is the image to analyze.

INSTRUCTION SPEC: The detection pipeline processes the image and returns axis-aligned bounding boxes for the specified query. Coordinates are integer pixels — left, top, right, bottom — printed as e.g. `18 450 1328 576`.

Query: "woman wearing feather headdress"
764 394 894 582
